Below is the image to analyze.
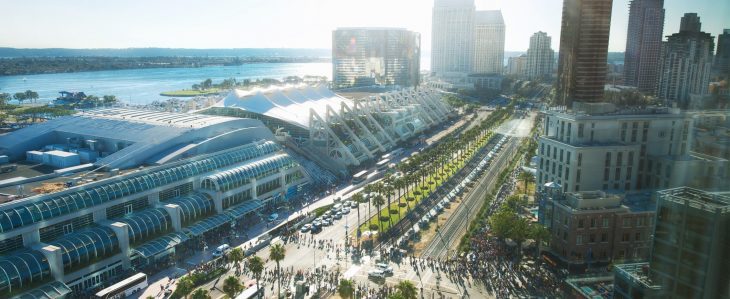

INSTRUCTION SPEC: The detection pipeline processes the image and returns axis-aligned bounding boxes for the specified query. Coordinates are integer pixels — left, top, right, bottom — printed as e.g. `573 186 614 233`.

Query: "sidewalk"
135 183 368 299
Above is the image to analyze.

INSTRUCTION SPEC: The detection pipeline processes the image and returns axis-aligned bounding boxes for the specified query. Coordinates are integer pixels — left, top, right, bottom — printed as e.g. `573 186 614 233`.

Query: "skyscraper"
624 0 665 93
525 31 555 80
613 188 730 298
472 10 505 74
431 0 475 74
332 28 420 89
556 0 613 108
715 29 730 77
656 13 715 108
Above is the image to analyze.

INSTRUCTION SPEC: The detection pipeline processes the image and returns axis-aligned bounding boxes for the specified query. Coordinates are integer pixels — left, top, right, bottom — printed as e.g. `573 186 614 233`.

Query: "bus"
352 170 368 184
236 285 264 299
94 273 147 299
376 159 390 171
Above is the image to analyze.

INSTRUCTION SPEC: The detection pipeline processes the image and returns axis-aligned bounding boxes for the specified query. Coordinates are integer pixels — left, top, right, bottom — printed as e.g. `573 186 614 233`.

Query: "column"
22 230 40 247
92 209 106 222
251 178 258 199
148 192 160 205
36 244 64 280
108 222 131 269
162 204 182 231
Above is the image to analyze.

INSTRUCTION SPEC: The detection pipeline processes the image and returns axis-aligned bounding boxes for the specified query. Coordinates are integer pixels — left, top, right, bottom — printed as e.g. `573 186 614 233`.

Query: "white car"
342 206 351 214
368 269 385 279
333 212 342 219
300 224 311 232
212 244 230 257
376 263 393 274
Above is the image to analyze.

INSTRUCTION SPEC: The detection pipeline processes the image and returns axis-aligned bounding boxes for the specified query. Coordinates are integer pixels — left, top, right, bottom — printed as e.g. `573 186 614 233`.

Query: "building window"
565 168 569 180
566 152 571 165
623 218 631 228
605 152 611 167
62 223 74 235
602 218 609 228
626 167 632 180
578 219 584 228
577 153 582 166
578 123 584 138
617 152 623 166
590 218 596 228
625 182 631 190
574 185 580 191
635 232 641 241
589 234 596 243
615 167 621 180
576 235 583 245
604 168 609 181
576 170 581 183
601 233 607 242
124 204 133 215
636 217 645 227
560 149 564 162
628 151 634 165
622 233 629 242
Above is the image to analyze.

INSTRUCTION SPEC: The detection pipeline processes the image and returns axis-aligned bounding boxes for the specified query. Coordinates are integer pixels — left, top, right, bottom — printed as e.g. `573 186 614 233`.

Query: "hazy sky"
0 0 727 52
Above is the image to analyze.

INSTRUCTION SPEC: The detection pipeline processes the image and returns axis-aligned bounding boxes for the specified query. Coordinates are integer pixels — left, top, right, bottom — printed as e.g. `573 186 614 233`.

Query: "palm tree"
338 279 355 298
248 256 265 294
518 171 535 195
223 276 242 298
175 276 195 298
228 247 244 270
190 288 211 299
269 244 286 298
371 193 386 232
395 281 418 299
352 192 364 235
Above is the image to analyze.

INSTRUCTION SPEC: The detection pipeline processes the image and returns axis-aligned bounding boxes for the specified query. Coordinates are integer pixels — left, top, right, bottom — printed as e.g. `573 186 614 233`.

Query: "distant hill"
0 47 331 58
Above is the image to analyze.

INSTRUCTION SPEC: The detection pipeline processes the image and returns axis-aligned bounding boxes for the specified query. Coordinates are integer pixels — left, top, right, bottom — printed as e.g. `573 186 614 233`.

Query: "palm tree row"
358 107 513 234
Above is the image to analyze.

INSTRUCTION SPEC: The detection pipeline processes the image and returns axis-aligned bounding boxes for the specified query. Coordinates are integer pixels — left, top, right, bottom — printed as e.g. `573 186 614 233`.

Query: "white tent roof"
217 85 354 128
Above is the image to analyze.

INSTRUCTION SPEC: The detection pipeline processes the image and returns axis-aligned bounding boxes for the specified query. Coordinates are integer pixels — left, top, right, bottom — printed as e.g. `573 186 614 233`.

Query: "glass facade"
203 154 298 192
117 208 172 244
0 141 280 233
132 232 189 258
11 280 71 299
49 226 120 272
0 250 51 297
168 193 214 224
183 213 233 236
332 28 420 89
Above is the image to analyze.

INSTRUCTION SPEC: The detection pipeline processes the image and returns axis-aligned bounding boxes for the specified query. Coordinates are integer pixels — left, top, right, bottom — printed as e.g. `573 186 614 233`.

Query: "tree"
228 247 244 269
102 95 118 106
190 288 211 299
192 84 201 91
13 92 26 105
24 90 38 103
489 207 516 240
338 279 355 298
248 256 265 294
175 276 195 298
0 93 10 105
202 78 213 90
518 171 535 195
371 193 386 232
269 243 286 298
223 276 242 298
529 223 551 255
395 281 418 299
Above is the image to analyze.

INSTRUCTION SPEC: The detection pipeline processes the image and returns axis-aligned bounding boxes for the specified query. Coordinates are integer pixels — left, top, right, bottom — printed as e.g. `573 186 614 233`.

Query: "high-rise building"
431 0 475 74
656 13 715 108
556 0 614 108
613 188 730 299
507 54 528 77
624 0 665 93
537 106 728 193
526 31 555 80
472 10 505 74
332 28 420 89
715 29 730 77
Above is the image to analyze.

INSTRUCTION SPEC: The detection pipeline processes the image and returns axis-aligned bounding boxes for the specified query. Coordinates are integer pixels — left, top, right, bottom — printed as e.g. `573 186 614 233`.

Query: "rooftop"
565 274 615 299
614 263 662 290
475 10 504 25
657 187 730 213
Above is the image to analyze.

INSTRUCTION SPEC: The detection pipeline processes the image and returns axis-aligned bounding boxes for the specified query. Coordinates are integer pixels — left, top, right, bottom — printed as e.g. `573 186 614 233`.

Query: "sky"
0 0 728 53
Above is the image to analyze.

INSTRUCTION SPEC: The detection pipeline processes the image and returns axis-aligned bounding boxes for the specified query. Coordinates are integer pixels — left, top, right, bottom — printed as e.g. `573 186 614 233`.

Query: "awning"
183 213 233 236
225 200 263 219
133 232 190 258
11 281 71 299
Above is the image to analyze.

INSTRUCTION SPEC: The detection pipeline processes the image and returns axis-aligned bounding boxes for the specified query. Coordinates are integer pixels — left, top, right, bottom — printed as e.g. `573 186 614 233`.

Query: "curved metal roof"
217 85 353 128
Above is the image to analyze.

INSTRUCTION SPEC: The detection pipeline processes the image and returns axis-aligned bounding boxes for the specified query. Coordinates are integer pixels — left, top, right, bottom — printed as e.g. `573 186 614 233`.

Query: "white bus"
236 285 264 299
376 159 390 171
94 273 147 299
352 170 368 184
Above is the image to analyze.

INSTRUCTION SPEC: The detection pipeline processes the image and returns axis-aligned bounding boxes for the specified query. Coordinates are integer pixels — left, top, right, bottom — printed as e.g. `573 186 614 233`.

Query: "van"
212 244 231 257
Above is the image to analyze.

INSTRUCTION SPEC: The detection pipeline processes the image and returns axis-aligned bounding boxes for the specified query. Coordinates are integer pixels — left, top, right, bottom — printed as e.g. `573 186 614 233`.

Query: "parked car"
376 263 393 274
342 206 351 214
333 212 342 219
212 244 231 257
300 224 311 233
368 269 385 279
